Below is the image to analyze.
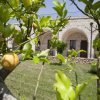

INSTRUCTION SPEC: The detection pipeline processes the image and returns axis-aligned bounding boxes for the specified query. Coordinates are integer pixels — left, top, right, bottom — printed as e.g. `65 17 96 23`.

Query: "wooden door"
80 40 87 58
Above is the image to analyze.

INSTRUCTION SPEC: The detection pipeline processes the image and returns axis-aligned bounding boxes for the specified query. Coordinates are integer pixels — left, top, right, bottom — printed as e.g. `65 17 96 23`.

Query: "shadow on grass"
88 70 97 75
50 62 62 66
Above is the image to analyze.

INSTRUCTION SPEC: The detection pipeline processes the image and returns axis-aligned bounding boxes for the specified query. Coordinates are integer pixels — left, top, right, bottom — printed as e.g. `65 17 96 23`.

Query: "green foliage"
23 42 32 52
33 16 51 33
40 16 51 27
93 38 100 50
77 0 100 26
0 5 12 23
50 37 67 53
54 70 98 100
9 0 20 9
22 0 32 8
1 24 15 37
95 51 99 58
50 36 59 49
33 49 50 64
68 49 86 57
53 0 67 18
22 42 33 59
57 41 67 54
56 54 66 64
0 0 68 55
90 61 97 74
54 70 75 100
52 0 68 35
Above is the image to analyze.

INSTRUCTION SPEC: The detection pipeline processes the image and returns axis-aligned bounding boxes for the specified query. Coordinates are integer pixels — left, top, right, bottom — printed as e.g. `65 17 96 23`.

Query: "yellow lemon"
1 53 19 70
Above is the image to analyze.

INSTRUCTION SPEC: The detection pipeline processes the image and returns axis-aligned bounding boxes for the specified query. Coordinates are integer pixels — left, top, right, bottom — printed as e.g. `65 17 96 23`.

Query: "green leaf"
53 0 60 7
93 38 100 50
75 75 98 98
33 56 40 64
63 9 67 18
78 0 89 5
54 70 75 100
34 49 50 64
22 43 32 55
9 0 20 8
56 54 66 63
37 49 50 57
22 0 32 8
40 16 51 27
1 25 15 37
90 75 98 80
0 5 12 23
53 1 64 17
22 42 32 60
23 42 32 52
78 50 86 54
14 32 23 44
55 70 71 90
56 91 63 100
53 26 60 35
22 43 33 60
39 57 50 64
92 1 100 10
75 83 87 97
53 7 63 17
84 5 89 13
68 49 78 57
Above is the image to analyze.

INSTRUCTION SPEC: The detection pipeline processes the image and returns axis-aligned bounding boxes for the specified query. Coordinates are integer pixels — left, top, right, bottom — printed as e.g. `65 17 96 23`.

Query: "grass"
1 60 97 100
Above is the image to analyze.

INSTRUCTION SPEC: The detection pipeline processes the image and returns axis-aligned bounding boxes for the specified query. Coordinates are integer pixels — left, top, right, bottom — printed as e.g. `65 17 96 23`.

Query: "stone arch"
39 30 52 50
62 28 88 58
62 28 88 42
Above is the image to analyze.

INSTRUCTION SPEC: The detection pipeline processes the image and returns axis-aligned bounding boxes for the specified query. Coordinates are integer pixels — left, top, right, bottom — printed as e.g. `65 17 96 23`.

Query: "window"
70 40 76 49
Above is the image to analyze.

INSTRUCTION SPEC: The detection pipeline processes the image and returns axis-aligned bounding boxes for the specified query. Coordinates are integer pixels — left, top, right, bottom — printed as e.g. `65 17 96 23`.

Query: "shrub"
90 61 97 74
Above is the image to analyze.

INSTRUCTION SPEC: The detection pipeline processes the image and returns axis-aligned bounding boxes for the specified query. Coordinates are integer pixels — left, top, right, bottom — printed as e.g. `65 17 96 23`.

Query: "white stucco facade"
59 17 98 58
6 16 98 58
38 16 98 58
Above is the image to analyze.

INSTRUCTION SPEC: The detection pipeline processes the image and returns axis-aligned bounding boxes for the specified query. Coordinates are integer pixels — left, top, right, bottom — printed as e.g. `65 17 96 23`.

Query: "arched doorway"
39 30 56 56
39 30 52 50
62 28 88 58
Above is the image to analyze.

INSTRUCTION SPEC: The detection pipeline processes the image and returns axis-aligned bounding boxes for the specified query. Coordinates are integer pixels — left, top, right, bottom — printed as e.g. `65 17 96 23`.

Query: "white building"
6 16 98 58
38 16 98 58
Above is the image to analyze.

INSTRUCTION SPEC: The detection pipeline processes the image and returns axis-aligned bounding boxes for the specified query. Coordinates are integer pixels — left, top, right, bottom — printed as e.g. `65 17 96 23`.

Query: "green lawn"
2 60 97 100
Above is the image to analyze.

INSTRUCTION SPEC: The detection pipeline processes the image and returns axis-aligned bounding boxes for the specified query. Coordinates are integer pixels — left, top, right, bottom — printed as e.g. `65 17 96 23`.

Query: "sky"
38 0 86 17
8 0 92 24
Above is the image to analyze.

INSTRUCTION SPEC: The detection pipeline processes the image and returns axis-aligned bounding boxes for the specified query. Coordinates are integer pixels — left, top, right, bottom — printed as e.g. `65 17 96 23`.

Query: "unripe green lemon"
22 0 32 8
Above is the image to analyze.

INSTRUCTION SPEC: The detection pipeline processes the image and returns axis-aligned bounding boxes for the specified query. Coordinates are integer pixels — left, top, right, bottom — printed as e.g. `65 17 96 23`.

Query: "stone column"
88 40 90 58
77 40 80 57
88 40 94 58
91 47 94 58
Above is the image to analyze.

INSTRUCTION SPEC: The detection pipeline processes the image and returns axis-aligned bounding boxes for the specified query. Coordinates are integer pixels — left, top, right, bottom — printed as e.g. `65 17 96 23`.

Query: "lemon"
1 53 19 70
